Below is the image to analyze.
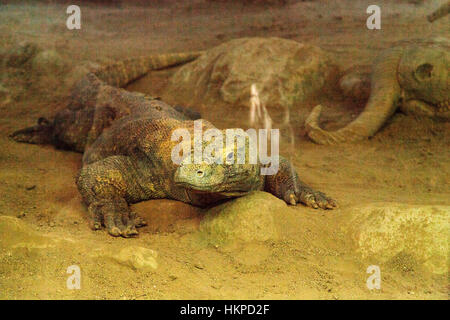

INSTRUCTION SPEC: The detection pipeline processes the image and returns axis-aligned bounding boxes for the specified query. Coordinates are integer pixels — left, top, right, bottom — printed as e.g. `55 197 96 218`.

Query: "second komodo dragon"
11 51 337 237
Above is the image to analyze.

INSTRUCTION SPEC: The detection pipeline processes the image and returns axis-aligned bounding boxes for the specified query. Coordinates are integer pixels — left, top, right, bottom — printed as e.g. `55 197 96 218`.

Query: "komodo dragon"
11 52 337 237
305 43 449 144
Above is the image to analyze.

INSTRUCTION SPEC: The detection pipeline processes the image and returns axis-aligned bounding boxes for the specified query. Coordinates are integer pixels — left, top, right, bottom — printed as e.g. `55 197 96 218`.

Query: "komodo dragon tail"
93 51 204 88
10 51 203 145
9 117 54 144
305 46 403 145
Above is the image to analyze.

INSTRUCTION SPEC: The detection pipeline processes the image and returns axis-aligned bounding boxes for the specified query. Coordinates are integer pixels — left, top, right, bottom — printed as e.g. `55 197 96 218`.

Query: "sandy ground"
0 0 449 299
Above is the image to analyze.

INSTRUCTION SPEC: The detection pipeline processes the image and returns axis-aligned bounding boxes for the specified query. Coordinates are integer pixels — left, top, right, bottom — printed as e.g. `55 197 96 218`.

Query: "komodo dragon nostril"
197 170 204 177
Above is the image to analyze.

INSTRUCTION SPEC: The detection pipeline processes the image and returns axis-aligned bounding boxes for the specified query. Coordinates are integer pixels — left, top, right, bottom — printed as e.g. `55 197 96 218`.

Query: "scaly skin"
305 43 449 145
79 119 337 237
11 52 202 152
11 51 337 238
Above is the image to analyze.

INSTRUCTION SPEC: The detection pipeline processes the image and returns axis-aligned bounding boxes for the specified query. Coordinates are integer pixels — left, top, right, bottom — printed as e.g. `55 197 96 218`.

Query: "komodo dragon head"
398 46 449 112
305 44 449 144
174 130 263 197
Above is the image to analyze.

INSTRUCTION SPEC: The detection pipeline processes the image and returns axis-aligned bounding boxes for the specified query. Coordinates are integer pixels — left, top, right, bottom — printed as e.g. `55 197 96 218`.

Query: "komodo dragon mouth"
176 181 250 197
182 187 250 206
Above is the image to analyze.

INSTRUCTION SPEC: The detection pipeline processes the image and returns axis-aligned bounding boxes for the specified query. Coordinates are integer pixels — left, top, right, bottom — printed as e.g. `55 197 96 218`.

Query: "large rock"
31 50 67 76
5 42 41 68
166 37 338 110
64 61 101 88
347 203 449 274
199 191 286 245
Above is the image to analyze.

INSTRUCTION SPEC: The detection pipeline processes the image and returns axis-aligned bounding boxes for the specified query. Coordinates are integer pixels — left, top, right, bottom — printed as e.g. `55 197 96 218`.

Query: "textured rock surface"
64 61 101 88
5 41 40 68
111 246 158 271
0 216 54 250
199 191 285 245
166 37 338 110
338 65 372 103
347 203 449 274
30 50 66 75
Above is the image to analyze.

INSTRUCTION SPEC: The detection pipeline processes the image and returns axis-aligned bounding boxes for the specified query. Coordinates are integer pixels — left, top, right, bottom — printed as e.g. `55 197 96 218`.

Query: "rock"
346 203 449 274
5 41 40 68
338 65 371 104
0 216 54 250
111 246 158 271
30 50 66 75
199 191 285 245
166 37 338 110
64 61 101 88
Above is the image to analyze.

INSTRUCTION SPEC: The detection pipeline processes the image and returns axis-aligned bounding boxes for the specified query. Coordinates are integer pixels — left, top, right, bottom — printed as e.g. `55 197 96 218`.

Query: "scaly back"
93 52 203 88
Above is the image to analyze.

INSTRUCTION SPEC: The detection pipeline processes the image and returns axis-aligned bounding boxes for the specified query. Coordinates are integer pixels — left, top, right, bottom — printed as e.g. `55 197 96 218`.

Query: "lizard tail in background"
427 1 450 22
94 51 204 88
10 51 204 145
9 117 54 145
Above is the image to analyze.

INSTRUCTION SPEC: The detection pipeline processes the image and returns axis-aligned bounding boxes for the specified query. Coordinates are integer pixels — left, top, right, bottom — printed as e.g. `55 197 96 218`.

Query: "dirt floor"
0 0 449 299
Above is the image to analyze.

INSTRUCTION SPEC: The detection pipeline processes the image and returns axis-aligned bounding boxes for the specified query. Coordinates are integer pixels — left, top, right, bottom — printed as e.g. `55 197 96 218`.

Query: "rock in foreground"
199 191 287 245
0 216 54 250
347 203 449 274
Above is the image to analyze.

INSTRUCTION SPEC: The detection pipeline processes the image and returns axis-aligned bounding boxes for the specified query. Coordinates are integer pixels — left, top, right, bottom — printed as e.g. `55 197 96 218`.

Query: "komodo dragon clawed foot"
264 157 338 210
88 200 146 237
284 188 337 209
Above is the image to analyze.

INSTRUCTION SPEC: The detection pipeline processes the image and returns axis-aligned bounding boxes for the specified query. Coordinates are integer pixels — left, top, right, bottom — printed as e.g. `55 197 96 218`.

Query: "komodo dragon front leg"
77 155 150 237
264 157 337 209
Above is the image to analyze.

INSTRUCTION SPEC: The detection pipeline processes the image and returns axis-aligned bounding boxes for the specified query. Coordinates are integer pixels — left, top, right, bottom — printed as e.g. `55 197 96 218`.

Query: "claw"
289 193 297 206
108 226 121 237
305 194 319 209
87 199 143 237
130 211 147 228
92 222 102 230
122 226 139 238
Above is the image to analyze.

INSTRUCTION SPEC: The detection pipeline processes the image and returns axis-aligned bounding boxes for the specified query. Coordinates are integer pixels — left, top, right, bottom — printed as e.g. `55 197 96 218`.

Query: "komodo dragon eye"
196 170 204 177
414 63 433 81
